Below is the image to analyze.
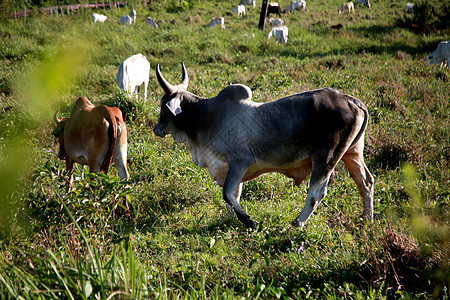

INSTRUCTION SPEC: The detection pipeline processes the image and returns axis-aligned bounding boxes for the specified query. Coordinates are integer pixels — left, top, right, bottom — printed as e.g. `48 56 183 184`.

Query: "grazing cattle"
146 17 158 28
405 3 414 13
232 4 246 17
119 15 132 25
355 0 370 8
92 13 107 24
268 25 288 43
424 41 450 68
153 63 374 229
208 17 225 29
267 2 282 17
116 54 150 100
339 2 354 14
129 9 137 24
239 0 256 8
285 0 306 13
268 18 283 28
52 97 129 187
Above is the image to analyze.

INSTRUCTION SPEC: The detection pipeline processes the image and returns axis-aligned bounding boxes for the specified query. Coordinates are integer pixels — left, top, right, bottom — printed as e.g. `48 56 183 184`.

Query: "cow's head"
154 62 191 142
52 113 68 160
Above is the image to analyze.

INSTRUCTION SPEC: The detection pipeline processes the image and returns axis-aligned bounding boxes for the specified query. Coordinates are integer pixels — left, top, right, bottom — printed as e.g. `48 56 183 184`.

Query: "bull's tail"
348 97 369 151
100 106 118 174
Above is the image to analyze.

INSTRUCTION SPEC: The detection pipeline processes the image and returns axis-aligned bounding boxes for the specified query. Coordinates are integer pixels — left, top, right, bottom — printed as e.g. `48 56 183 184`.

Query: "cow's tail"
100 106 118 174
348 97 369 151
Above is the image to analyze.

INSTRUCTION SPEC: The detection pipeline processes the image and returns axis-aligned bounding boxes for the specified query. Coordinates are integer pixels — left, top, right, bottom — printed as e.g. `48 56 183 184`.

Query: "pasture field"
0 0 449 298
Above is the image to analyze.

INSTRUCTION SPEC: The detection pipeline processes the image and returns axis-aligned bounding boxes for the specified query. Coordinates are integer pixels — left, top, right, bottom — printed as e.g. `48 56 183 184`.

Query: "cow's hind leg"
341 152 374 219
114 124 130 181
143 79 149 101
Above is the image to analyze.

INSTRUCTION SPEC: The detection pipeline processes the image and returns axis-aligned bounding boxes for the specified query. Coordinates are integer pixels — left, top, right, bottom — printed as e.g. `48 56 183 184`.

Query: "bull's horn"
178 62 189 91
53 111 61 123
156 64 176 95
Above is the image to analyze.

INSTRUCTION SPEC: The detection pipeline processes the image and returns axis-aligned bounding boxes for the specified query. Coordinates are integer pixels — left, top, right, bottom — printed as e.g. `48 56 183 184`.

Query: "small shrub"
102 92 148 124
370 142 411 170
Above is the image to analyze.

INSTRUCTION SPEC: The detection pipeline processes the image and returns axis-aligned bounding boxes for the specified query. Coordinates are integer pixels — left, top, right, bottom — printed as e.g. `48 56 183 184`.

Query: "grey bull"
153 63 374 229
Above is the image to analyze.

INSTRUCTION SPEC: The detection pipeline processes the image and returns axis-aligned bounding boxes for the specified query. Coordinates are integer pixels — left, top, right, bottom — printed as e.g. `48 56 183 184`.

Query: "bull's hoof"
245 219 256 230
294 217 306 228
237 214 255 229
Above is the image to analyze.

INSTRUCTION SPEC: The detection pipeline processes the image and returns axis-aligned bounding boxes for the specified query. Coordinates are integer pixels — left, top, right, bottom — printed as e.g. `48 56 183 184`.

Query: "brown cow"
52 97 130 187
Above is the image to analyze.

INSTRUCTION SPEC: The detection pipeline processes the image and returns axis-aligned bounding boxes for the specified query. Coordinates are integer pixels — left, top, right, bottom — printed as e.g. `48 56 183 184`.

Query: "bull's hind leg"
295 166 334 227
295 147 348 227
342 152 374 219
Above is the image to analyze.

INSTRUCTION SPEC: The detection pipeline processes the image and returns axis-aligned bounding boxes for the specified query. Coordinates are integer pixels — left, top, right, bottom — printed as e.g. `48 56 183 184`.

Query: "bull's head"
52 113 68 160
155 62 189 116
154 63 193 142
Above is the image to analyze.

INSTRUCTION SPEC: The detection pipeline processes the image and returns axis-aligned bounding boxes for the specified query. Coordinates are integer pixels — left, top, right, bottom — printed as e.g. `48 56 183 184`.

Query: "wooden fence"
11 1 142 19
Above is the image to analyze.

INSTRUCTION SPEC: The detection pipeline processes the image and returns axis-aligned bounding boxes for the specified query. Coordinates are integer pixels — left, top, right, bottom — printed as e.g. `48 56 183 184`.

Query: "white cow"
268 26 288 44
405 3 415 13
355 0 370 8
268 18 283 28
129 9 137 24
424 41 450 68
116 54 150 100
339 2 354 14
146 17 158 28
239 0 256 8
119 15 132 25
232 4 246 17
208 17 225 29
92 13 107 24
285 0 306 13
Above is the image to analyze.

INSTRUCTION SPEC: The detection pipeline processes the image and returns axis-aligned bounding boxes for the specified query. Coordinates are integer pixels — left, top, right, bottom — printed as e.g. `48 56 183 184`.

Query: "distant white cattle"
239 0 256 8
268 18 283 28
208 17 225 29
146 17 158 28
119 15 132 25
405 3 414 13
116 54 150 100
285 0 306 13
339 2 354 14
355 0 370 8
268 26 288 43
92 13 107 24
232 4 246 17
424 41 450 68
129 9 137 24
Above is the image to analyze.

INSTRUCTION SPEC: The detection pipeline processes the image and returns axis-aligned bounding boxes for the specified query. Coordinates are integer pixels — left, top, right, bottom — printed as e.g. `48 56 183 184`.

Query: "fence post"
258 0 268 30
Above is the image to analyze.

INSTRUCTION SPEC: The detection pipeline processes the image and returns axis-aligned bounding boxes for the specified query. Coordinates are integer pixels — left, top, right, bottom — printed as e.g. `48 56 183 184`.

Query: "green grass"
0 0 449 298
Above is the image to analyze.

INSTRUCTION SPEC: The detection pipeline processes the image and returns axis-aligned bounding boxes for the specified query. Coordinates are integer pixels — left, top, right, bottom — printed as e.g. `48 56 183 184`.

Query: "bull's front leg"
226 182 242 214
223 161 255 229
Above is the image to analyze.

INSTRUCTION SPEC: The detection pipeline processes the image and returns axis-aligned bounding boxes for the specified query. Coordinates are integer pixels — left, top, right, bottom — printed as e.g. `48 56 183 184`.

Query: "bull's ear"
166 96 182 116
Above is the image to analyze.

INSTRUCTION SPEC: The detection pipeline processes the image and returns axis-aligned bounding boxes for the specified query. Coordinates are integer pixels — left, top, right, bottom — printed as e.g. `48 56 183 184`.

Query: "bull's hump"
216 84 252 102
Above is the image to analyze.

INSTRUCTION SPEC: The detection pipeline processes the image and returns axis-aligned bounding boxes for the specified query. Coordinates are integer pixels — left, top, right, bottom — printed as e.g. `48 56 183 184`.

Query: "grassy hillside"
0 0 448 298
